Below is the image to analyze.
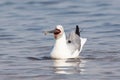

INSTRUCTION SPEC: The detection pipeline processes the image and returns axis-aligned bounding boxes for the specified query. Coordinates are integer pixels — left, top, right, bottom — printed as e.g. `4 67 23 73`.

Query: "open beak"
43 28 61 35
47 30 55 33
43 29 55 35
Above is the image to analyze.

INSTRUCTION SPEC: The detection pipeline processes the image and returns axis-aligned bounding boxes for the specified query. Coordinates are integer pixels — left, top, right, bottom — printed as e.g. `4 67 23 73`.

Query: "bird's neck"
51 32 71 58
55 33 67 48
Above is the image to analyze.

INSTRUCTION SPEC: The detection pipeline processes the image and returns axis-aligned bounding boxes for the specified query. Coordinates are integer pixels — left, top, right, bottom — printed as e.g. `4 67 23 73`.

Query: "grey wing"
67 31 81 53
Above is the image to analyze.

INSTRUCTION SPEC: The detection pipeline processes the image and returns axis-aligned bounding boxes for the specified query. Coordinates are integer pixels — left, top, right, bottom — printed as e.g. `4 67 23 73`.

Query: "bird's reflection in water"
53 57 86 74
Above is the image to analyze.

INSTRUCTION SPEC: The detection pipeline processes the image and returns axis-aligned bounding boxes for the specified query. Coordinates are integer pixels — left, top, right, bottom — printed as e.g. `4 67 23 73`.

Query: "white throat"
51 32 71 58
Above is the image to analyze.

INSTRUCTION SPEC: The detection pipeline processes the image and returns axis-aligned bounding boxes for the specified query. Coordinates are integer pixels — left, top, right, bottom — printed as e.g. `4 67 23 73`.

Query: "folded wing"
67 25 81 55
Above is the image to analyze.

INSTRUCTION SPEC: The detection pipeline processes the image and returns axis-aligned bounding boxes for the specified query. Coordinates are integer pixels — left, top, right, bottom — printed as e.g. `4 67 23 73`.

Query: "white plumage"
45 25 87 59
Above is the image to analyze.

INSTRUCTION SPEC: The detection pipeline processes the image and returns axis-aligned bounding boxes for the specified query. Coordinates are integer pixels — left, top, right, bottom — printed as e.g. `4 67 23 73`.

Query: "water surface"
0 0 120 80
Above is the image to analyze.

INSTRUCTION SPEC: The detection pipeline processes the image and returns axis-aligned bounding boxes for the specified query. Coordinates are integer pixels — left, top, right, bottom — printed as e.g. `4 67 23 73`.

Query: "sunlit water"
0 0 120 80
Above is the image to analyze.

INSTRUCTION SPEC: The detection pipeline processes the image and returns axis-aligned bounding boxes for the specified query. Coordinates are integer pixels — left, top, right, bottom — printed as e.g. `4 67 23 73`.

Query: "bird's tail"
75 25 80 37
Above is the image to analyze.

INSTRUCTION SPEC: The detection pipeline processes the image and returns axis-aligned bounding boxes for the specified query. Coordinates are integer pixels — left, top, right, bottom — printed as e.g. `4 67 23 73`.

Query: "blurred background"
0 0 120 80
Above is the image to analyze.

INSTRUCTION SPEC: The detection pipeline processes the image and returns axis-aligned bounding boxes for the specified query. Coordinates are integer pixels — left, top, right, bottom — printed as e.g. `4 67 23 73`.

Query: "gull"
44 25 87 59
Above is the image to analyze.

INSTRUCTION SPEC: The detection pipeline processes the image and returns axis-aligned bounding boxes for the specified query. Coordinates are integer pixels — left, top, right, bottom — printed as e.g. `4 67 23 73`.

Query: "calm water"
0 0 120 80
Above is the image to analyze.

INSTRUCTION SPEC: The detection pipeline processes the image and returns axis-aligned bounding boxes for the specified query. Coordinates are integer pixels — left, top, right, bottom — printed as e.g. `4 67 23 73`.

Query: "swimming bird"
44 25 87 59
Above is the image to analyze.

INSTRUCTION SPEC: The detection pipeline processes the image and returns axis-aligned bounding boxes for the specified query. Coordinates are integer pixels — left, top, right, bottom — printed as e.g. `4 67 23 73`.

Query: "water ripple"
0 0 120 80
